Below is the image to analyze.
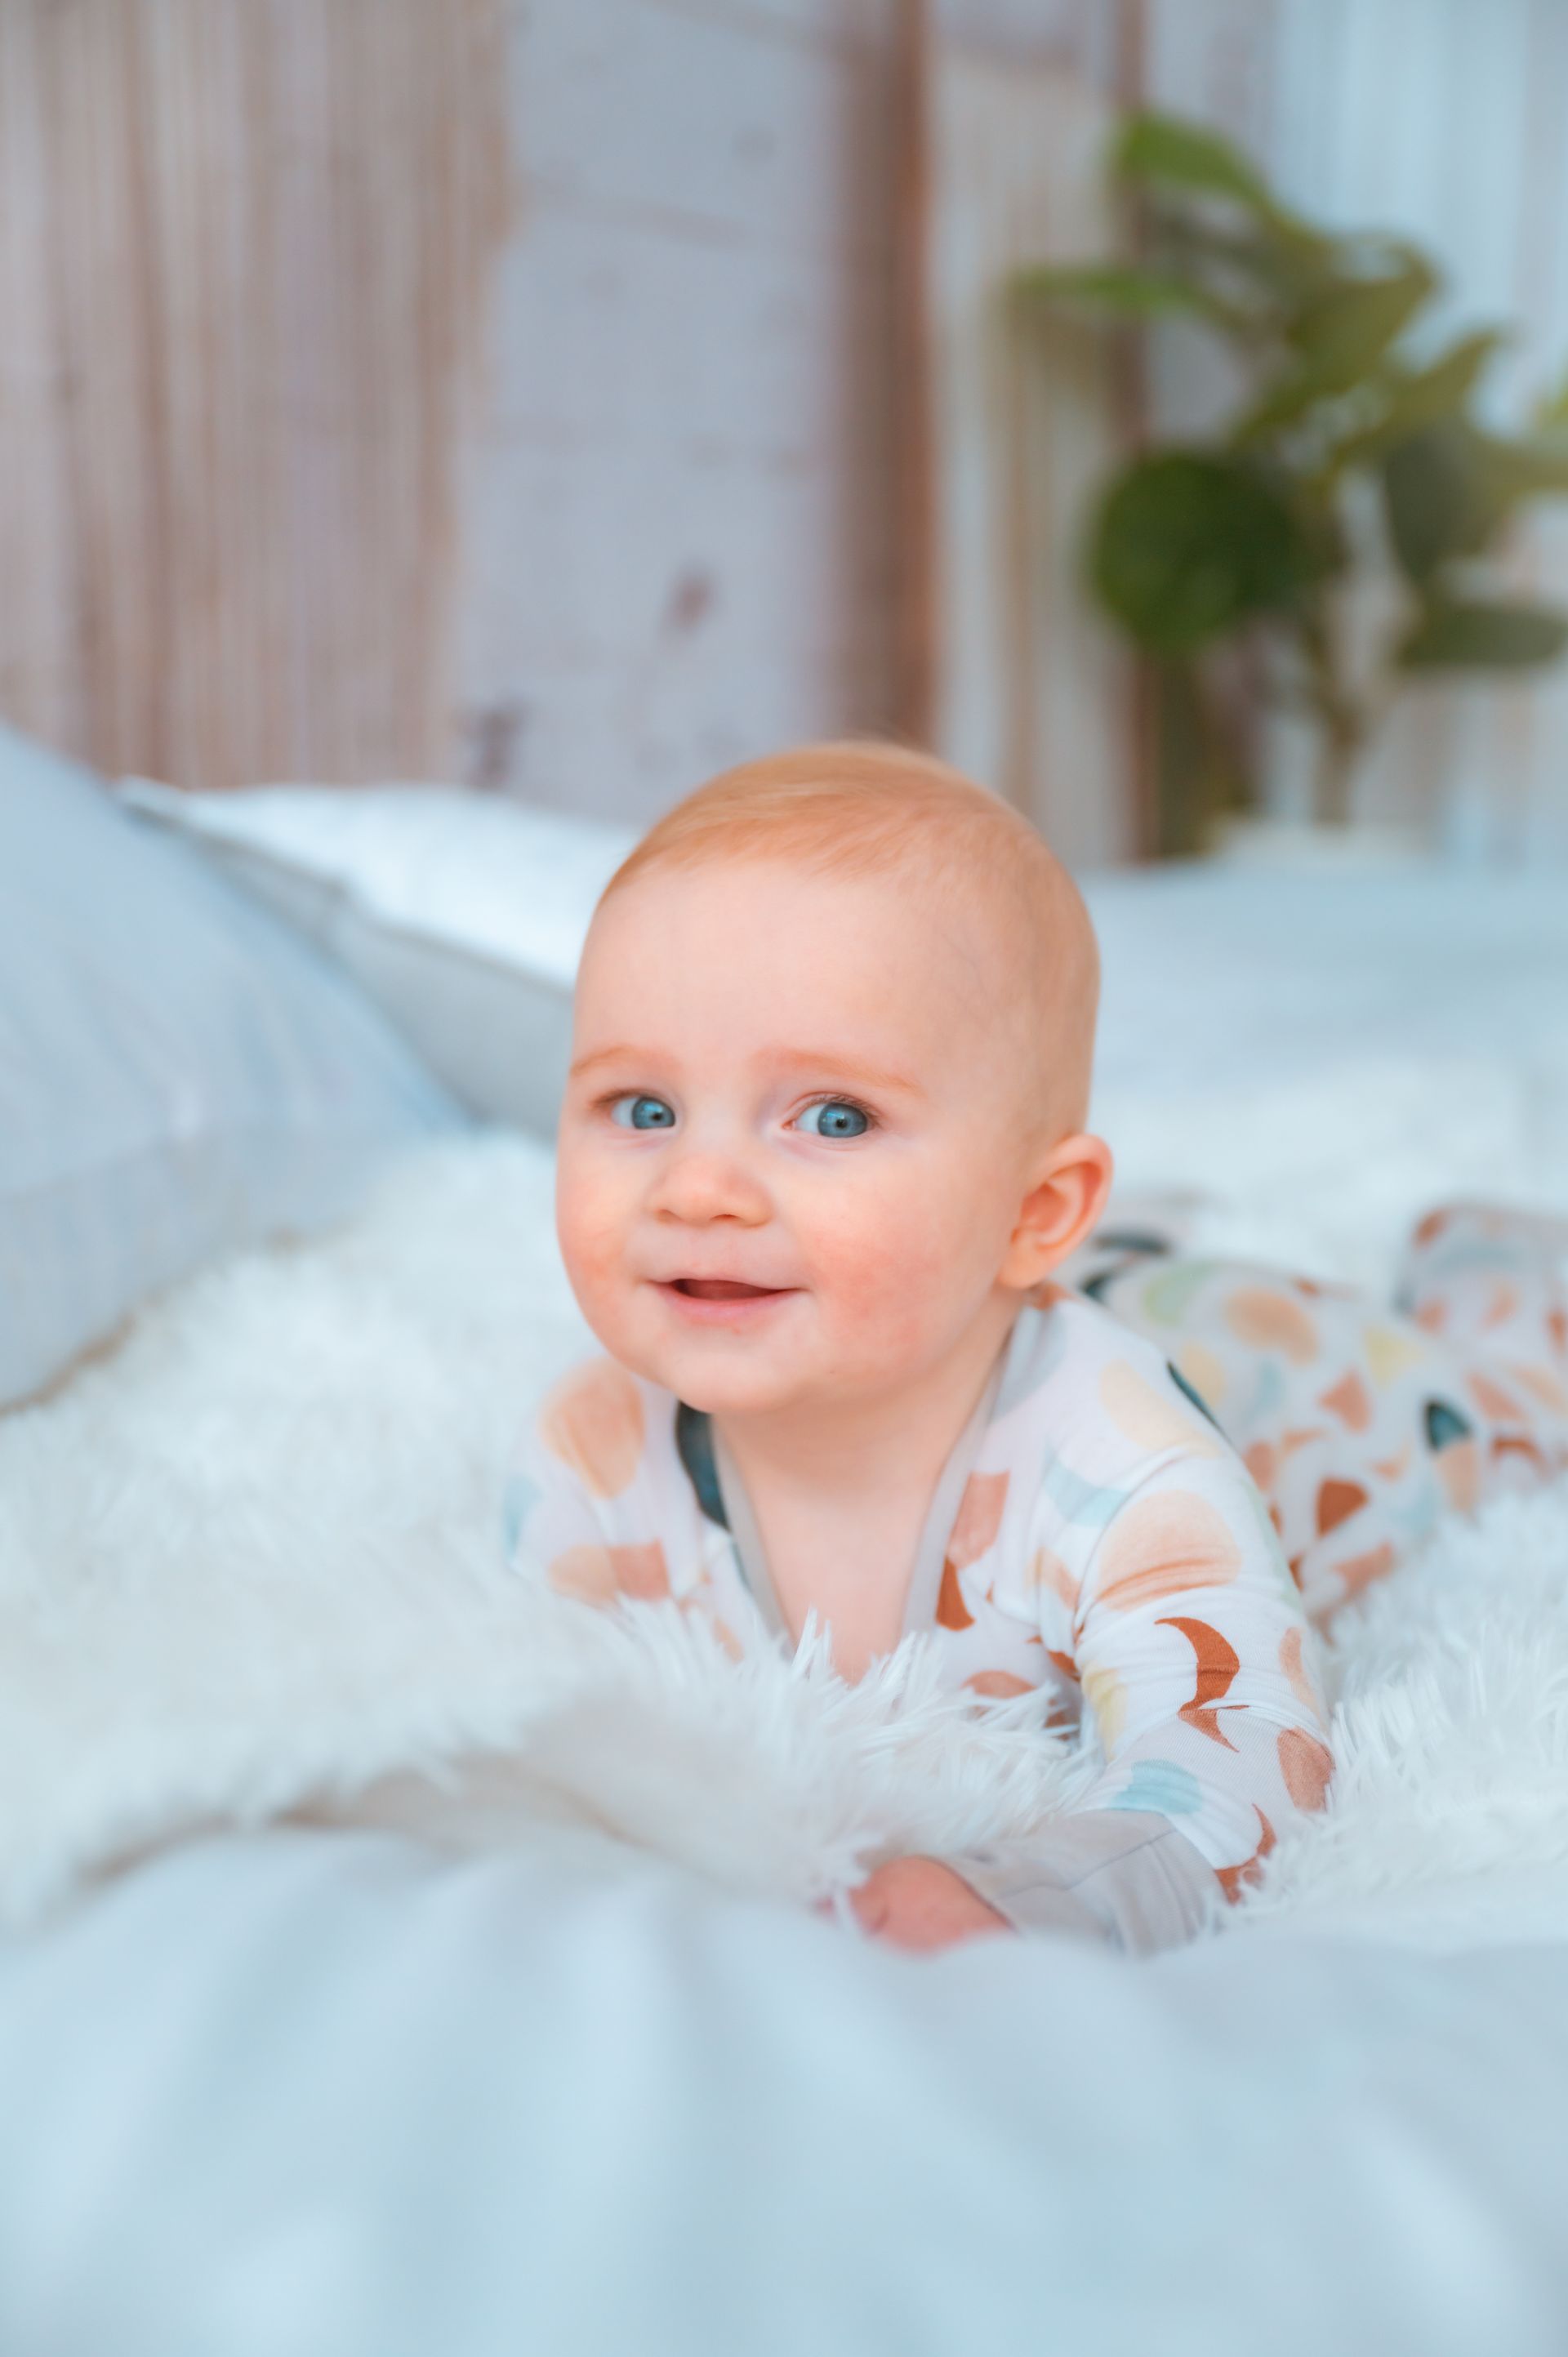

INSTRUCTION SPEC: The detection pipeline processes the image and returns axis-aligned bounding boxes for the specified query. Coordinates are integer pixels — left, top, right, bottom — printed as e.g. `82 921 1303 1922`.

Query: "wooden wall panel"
448 0 1134 828
0 0 511 790
913 40 1139 867
0 0 1145 837
452 0 908 822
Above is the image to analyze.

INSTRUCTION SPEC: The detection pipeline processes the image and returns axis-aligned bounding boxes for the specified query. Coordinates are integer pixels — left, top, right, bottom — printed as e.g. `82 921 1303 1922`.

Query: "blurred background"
7 0 1568 867
5 21 1568 2348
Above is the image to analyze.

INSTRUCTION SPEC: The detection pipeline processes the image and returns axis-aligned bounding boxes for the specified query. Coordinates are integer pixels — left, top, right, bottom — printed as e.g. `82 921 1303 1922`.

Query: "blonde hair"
592 737 1100 1135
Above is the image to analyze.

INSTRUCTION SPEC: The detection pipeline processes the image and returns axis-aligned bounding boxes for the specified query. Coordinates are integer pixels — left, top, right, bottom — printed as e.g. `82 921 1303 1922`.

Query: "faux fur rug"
4 1131 1568 1947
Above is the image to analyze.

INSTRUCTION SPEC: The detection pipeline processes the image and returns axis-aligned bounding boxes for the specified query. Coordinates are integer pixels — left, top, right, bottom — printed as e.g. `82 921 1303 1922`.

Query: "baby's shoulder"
995 1287 1233 1496
517 1349 681 1500
505 1352 725 1602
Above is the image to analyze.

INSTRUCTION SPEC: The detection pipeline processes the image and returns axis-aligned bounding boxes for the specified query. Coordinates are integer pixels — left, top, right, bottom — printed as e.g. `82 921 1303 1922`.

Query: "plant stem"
1154 658 1255 854
1315 720 1359 827
1294 603 1368 827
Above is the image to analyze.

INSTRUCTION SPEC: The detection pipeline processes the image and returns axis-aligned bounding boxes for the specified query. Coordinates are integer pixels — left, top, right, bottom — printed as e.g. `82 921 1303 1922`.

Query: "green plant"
1015 111 1568 849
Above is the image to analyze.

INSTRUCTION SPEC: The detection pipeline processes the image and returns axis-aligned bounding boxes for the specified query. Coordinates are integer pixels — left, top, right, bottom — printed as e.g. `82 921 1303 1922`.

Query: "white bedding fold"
4 1825 1568 2357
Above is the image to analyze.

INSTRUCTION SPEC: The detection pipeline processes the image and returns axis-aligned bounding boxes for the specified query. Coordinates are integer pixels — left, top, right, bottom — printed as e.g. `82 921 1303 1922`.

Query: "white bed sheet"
4 1828 1568 2357
1084 864 1568 1285
3 859 1566 2355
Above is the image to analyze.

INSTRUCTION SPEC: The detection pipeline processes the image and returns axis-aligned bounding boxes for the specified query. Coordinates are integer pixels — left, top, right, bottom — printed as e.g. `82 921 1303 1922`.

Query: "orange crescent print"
1156 1615 1241 1749
945 1470 1010 1569
1276 1727 1334 1811
1216 1808 1276 1904
935 1556 974 1630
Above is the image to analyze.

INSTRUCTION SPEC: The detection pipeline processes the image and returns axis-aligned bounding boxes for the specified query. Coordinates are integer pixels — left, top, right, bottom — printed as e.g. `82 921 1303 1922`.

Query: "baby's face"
556 858 1061 1419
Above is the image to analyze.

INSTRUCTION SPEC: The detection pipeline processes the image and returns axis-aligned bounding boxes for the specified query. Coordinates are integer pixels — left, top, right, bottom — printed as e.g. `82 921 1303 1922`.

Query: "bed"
2 740 1566 2356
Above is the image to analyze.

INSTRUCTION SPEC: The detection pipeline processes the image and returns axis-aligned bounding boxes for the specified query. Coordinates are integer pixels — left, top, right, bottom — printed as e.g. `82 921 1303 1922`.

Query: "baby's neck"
712 1299 1018 1511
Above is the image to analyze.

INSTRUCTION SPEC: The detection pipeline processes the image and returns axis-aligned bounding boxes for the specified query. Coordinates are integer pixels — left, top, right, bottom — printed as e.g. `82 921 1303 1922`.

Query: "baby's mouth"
670 1278 782 1300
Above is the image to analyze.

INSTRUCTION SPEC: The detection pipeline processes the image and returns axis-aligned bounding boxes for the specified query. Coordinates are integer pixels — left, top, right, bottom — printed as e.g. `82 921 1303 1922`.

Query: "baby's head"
556 739 1112 1419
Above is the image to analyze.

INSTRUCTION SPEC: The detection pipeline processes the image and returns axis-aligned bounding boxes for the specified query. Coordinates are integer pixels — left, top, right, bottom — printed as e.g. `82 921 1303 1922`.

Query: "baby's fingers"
847 1858 935 1943
846 1870 892 1936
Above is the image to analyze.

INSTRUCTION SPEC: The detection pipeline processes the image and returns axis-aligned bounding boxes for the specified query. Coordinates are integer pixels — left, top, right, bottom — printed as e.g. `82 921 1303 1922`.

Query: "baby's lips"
677 1278 777 1300
657 1274 797 1300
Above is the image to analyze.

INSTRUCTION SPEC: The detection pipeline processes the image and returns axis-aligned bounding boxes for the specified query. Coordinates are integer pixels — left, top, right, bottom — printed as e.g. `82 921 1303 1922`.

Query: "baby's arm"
846 1855 1014 1949
850 1824 1217 1952
501 1418 611 1593
942 1443 1334 1953
502 1360 682 1610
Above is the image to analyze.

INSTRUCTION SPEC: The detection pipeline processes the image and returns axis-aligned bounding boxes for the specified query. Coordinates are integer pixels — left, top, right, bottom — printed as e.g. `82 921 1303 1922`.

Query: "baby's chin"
624 1342 815 1419
594 1303 828 1416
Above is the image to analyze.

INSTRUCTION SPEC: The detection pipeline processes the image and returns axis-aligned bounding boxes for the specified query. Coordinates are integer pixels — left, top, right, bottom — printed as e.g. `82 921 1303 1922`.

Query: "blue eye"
797 1098 870 1139
610 1093 675 1130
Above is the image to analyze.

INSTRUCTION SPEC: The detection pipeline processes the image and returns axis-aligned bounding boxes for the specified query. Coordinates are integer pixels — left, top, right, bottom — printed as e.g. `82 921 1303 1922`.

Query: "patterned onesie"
1066 1201 1568 1627
505 1279 1337 1954
505 1200 1568 1954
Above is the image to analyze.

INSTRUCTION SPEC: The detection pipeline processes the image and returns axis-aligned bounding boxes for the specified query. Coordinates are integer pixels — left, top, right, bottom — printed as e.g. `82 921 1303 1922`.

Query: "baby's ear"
1000 1133 1115 1290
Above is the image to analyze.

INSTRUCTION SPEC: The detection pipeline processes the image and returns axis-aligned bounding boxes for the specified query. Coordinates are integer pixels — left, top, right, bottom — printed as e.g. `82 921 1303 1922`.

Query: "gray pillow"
117 781 635 1139
0 724 463 1409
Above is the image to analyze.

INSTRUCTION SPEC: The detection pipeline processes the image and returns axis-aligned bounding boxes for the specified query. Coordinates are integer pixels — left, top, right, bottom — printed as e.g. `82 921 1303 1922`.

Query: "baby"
506 739 1568 1956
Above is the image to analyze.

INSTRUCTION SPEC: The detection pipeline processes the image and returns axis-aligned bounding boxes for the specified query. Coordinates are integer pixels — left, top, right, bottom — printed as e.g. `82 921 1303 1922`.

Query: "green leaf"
1229 368 1349 448
1152 225 1343 339
1382 421 1500 581
1383 417 1568 585
1398 598 1568 670
1147 218 1287 302
1233 258 1437 443
1477 431 1568 503
1534 367 1568 432
1113 113 1276 212
1326 331 1504 472
1011 263 1244 329
1286 257 1435 376
1090 452 1323 655
1413 327 1504 412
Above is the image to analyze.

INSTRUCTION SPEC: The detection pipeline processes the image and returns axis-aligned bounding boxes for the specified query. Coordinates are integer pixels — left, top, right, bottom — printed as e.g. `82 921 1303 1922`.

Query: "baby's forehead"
591 853 1068 1076
606 851 1036 1005
620 843 1015 935
582 748 1098 1125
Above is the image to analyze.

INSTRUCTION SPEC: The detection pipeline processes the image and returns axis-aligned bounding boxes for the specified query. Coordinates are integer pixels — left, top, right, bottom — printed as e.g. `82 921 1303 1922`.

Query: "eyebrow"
568 1044 928 1098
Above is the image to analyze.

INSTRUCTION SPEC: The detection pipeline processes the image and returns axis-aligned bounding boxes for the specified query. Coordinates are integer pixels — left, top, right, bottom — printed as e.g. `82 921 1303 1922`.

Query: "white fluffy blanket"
4 1131 1568 1946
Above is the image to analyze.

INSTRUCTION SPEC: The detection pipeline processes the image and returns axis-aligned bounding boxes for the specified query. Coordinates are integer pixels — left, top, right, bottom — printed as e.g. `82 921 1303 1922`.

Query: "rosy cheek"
556 1148 630 1303
806 1182 951 1339
562 1225 620 1312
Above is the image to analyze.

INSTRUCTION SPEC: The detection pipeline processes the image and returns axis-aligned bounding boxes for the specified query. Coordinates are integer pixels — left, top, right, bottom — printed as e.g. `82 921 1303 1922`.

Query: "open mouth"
670 1278 783 1300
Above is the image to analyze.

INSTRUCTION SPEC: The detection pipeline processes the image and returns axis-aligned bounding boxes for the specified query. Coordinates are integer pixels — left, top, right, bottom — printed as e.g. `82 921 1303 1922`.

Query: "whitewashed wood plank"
920 44 1138 866
513 0 893 263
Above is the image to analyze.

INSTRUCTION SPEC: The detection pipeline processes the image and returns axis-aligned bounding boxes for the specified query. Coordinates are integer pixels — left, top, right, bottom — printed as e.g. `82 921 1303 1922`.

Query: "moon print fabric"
1071 1201 1568 1629
503 1284 1337 1924
503 1204 1566 1944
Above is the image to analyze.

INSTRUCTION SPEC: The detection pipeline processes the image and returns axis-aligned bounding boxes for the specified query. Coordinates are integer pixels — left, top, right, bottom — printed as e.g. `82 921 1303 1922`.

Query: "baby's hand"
848 1856 1013 1952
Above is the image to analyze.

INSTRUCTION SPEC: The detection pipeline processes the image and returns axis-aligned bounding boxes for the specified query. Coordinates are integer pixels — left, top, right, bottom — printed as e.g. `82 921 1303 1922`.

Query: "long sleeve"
954 1440 1335 1952
501 1357 675 1606
501 1353 741 1621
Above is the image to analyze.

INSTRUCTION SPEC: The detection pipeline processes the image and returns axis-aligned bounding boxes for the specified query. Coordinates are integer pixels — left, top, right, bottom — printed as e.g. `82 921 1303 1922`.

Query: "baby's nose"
652 1141 769 1223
